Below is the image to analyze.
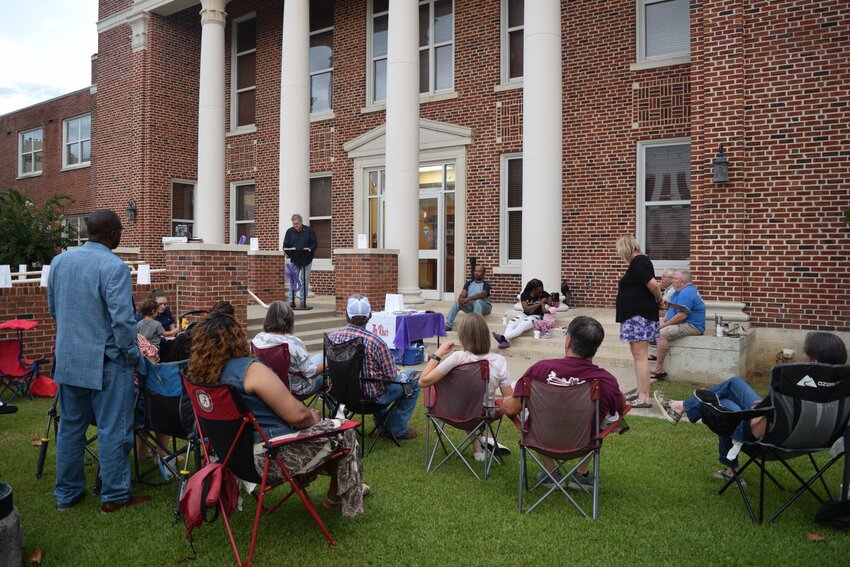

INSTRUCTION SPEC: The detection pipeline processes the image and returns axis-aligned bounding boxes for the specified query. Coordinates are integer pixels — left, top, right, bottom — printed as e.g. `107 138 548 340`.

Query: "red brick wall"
247 252 287 303
0 89 95 216
334 252 398 315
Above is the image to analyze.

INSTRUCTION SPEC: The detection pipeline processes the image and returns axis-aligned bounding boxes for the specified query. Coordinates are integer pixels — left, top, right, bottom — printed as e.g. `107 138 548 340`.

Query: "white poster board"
137 264 152 285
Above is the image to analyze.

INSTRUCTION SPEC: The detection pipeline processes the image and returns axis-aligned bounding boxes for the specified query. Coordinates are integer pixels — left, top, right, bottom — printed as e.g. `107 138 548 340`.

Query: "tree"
0 189 75 268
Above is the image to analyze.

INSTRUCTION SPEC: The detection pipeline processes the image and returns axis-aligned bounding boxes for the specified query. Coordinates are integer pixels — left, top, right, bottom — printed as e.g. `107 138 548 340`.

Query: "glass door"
418 164 455 300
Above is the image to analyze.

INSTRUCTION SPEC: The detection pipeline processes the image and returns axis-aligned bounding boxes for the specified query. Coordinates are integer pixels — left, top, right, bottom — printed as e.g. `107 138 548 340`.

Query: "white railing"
1 262 166 287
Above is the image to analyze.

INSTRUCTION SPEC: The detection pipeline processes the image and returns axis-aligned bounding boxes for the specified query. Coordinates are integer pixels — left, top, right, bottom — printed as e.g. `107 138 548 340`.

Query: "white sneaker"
473 451 485 462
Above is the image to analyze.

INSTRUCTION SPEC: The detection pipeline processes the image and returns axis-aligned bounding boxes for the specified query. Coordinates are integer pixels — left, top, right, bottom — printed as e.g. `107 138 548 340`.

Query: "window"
62 214 89 246
367 169 386 248
501 0 523 82
636 0 690 63
638 139 691 265
232 16 256 128
18 127 43 176
171 181 195 237
232 182 255 242
368 0 454 104
500 154 522 264
310 0 333 113
62 114 92 169
309 175 332 259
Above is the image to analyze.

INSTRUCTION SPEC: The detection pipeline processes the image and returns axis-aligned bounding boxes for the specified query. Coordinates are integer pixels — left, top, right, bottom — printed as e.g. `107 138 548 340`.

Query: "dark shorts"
619 316 660 343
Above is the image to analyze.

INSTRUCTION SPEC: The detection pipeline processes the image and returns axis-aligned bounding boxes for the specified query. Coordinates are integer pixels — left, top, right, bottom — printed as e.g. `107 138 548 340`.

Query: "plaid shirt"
327 323 398 399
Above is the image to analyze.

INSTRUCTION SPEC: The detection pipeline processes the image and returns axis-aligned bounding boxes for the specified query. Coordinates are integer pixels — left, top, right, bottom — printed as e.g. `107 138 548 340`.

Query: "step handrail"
245 288 269 309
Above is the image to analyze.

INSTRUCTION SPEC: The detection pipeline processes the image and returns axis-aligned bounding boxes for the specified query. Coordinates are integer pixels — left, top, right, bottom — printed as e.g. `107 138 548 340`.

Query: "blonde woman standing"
615 235 662 408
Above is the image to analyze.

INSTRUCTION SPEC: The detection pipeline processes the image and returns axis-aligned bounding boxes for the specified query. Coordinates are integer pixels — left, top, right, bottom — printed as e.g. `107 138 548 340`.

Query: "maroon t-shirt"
513 356 626 420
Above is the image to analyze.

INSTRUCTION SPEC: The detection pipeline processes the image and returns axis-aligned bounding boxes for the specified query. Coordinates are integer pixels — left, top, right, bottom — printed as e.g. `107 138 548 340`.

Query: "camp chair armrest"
595 405 632 440
264 420 360 451
22 356 48 366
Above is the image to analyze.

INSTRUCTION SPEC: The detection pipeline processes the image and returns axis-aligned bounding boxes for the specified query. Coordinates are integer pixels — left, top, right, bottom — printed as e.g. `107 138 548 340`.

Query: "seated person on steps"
444 264 492 332
327 295 421 440
492 278 550 350
502 316 626 489
651 270 706 380
251 300 325 398
654 331 848 484
419 313 512 460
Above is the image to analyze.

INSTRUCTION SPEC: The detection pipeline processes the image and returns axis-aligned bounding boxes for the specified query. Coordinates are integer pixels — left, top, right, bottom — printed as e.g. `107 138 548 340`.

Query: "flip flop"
629 398 652 409
648 355 657 361
650 371 668 380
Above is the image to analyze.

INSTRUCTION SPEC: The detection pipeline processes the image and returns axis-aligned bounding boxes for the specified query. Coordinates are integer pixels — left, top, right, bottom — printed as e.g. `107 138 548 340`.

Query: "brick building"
2 0 849 337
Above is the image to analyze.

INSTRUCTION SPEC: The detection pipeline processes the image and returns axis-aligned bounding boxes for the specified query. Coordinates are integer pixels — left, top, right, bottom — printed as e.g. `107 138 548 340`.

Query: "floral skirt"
619 316 660 343
254 419 364 517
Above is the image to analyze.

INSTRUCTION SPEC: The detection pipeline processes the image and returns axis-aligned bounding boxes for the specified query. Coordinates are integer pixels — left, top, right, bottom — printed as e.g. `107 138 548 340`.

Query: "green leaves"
0 189 75 268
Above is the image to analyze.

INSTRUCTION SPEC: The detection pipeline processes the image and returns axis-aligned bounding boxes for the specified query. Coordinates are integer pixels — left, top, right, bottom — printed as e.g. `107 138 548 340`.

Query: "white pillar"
195 0 228 243
385 0 422 304
279 0 311 246
522 0 562 291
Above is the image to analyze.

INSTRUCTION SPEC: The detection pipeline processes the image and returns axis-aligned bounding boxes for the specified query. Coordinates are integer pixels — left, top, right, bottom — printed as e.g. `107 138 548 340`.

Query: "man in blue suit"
48 209 149 513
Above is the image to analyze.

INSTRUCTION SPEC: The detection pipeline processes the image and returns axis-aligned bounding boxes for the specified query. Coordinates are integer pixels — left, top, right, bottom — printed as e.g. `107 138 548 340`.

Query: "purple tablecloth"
393 312 446 351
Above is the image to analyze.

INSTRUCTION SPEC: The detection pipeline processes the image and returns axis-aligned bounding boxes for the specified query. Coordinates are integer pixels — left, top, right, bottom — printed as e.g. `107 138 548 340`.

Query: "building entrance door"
418 164 455 300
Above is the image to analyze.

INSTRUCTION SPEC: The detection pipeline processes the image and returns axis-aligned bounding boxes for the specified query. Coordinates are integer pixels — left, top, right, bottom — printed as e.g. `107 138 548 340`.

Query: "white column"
522 0 562 290
385 0 422 304
195 0 228 243
279 0 311 246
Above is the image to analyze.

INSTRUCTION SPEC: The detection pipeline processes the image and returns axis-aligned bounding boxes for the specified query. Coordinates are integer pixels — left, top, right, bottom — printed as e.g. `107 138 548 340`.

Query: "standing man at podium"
283 213 318 310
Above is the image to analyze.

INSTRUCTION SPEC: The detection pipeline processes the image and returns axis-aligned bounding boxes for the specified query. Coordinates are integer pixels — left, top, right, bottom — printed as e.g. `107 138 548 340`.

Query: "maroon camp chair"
517 379 630 519
182 376 358 566
423 360 504 480
251 342 325 407
0 339 45 403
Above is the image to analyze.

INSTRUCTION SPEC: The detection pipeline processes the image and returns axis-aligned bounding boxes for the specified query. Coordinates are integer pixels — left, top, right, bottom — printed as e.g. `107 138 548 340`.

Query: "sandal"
629 398 652 409
322 496 342 509
626 392 640 402
714 468 746 487
650 370 668 380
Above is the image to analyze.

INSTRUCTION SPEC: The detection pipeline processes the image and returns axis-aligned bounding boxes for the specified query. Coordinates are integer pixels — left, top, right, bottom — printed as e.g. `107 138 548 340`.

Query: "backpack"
180 462 239 539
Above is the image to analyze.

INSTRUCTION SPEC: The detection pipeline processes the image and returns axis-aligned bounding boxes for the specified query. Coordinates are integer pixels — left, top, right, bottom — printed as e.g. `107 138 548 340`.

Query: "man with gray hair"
282 213 318 310
651 270 706 380
660 268 678 306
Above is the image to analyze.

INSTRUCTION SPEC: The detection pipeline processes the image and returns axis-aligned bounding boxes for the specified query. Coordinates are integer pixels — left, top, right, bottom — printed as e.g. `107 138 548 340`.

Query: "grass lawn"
1 380 847 566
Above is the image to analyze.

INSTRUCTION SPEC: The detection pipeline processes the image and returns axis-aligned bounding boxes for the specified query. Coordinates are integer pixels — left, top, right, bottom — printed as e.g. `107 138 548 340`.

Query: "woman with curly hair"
189 312 366 516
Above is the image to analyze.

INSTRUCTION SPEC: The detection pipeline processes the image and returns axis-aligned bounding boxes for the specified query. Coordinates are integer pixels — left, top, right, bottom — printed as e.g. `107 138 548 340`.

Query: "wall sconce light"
126 199 139 221
713 145 729 184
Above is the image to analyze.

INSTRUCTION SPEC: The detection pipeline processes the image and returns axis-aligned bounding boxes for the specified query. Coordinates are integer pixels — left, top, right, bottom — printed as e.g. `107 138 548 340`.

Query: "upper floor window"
62 114 92 169
18 127 43 177
172 181 195 237
232 15 256 128
61 214 89 246
500 154 523 265
638 139 691 266
637 0 690 64
501 0 523 83
309 175 332 259
368 0 454 104
310 0 334 113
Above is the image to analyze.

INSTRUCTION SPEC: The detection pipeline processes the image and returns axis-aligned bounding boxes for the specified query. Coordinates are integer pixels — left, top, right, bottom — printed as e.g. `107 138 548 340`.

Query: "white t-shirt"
435 351 511 403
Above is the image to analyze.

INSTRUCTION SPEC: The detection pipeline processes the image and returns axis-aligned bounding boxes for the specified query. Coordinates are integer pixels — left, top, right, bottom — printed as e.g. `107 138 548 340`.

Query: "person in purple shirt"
502 316 626 490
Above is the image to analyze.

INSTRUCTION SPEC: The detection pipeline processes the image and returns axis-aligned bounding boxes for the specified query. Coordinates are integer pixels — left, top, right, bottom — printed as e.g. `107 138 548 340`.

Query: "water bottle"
715 314 724 337
502 312 509 325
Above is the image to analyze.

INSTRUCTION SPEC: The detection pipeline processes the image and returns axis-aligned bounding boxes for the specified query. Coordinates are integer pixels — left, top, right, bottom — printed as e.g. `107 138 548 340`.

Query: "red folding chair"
517 379 630 519
182 376 358 566
250 342 325 407
0 319 46 403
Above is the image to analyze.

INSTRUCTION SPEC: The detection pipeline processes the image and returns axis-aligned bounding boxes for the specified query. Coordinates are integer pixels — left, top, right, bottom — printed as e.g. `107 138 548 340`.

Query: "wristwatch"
428 353 441 363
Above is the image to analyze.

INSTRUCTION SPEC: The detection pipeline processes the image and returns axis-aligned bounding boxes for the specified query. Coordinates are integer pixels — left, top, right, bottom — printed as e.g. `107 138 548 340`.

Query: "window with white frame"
232 15 256 128
368 0 454 104
61 214 89 246
232 182 255 243
636 0 690 63
638 139 691 265
500 154 523 264
18 127 43 176
309 175 332 259
310 0 333 113
62 114 91 169
367 169 386 248
501 0 523 83
171 181 195 237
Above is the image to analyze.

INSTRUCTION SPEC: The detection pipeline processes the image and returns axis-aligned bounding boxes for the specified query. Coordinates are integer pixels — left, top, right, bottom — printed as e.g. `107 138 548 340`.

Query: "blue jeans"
683 376 761 467
290 263 312 303
55 360 136 505
374 372 420 438
445 298 492 328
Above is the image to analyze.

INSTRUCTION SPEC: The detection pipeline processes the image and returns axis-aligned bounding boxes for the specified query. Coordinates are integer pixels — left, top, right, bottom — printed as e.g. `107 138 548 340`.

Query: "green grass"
1 391 847 566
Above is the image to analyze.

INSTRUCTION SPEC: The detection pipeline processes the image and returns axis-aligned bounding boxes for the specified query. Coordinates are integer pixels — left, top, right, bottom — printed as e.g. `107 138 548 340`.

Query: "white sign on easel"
137 264 152 285
384 293 404 313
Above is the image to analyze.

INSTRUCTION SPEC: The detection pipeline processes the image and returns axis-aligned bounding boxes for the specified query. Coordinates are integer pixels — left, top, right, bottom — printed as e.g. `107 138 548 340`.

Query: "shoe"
382 428 417 440
445 325 452 332
629 398 652 409
362 483 371 497
714 468 746 487
473 451 485 462
534 470 564 487
648 355 658 361
654 390 683 425
101 495 151 513
491 331 510 349
476 436 511 455
567 472 595 490
0 403 18 414
650 370 668 380
56 492 85 511
626 392 640 402
322 496 341 509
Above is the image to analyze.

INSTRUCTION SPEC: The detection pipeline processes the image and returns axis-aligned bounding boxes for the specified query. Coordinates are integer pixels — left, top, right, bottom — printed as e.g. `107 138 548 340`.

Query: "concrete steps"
246 301 346 352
